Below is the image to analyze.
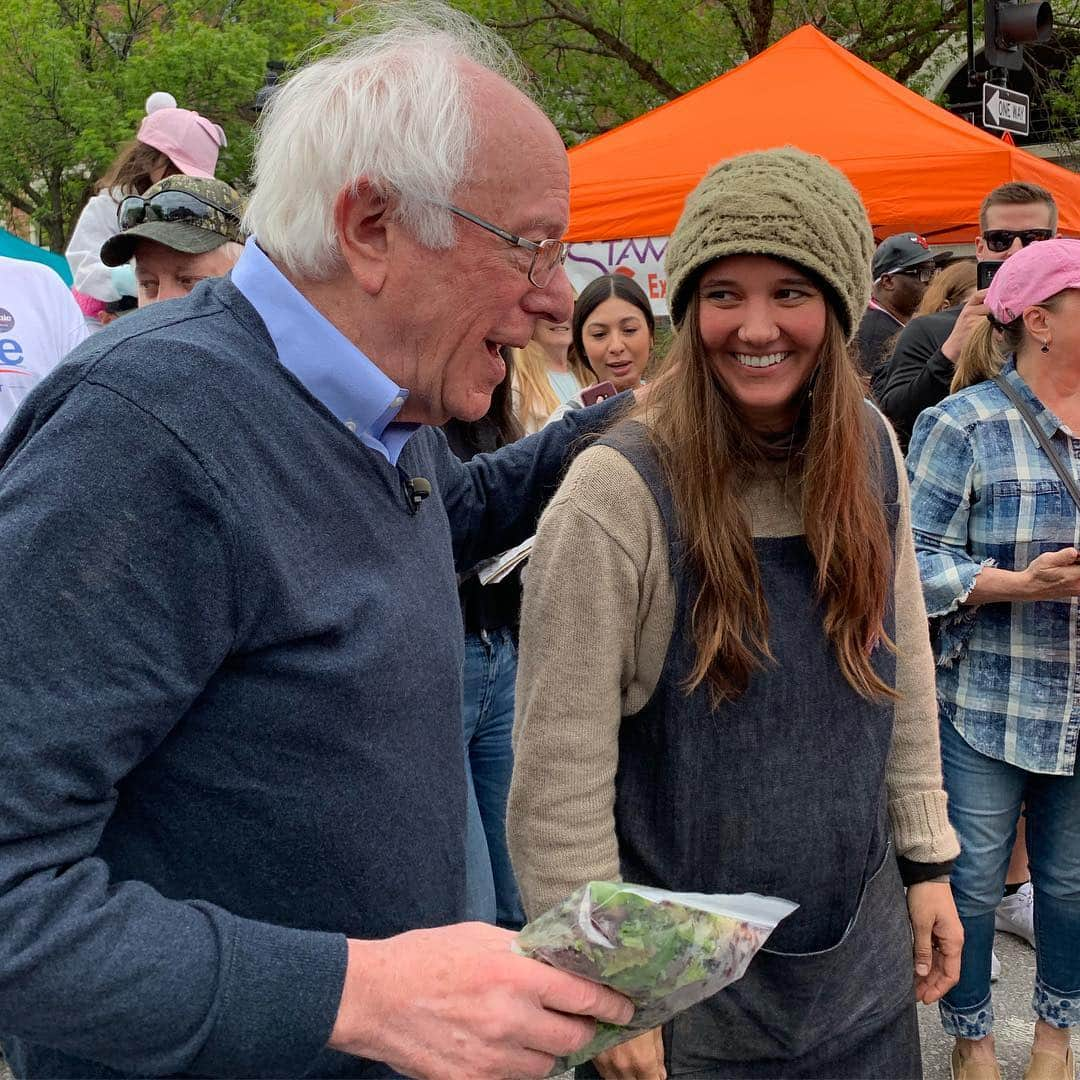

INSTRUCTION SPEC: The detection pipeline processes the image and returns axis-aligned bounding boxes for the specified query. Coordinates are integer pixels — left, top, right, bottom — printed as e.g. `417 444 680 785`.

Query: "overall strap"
595 420 683 555
867 402 900 511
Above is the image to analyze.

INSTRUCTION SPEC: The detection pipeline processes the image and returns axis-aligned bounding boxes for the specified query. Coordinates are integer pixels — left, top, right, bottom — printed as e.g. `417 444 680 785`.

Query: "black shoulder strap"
992 374 1080 514
866 403 900 507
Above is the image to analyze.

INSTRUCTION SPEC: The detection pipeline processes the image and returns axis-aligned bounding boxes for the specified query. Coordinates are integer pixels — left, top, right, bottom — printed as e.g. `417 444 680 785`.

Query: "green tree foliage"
1034 18 1080 161
459 0 1076 143
0 0 335 250
5 0 1080 250
460 0 743 137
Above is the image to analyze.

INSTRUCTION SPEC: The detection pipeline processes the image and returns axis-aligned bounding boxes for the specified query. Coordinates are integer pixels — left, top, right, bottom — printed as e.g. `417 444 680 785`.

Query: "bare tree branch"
0 186 37 217
490 14 565 31
540 0 685 99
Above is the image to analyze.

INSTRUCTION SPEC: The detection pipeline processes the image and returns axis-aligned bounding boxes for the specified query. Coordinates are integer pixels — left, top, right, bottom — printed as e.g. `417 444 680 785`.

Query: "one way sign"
983 83 1030 136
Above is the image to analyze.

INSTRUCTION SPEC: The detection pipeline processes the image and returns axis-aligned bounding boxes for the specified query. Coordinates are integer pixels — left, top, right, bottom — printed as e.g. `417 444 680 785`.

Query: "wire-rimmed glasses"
445 204 568 288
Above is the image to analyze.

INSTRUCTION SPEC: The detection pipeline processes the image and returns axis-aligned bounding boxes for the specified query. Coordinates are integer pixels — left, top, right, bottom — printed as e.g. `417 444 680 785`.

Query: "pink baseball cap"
137 106 227 179
985 237 1080 324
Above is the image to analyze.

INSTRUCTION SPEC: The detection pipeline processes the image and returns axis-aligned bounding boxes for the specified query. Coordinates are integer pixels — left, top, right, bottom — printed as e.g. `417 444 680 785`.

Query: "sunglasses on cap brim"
117 190 240 232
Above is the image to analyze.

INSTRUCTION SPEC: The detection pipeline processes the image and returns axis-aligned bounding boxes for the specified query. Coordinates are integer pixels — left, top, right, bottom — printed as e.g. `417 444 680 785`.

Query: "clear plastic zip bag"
514 881 798 1073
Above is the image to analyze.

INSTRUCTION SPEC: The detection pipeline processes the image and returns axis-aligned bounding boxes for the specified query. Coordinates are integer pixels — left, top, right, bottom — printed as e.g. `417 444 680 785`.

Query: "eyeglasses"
897 265 936 284
445 204 567 288
983 228 1054 253
117 190 240 233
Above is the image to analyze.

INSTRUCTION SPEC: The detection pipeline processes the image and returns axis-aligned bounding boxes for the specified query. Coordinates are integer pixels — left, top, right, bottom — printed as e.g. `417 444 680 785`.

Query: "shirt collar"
231 241 416 464
867 298 904 326
1002 357 1068 442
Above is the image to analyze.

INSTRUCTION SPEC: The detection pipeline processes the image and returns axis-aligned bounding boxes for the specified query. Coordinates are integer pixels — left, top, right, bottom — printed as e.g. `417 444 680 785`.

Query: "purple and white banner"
565 236 671 317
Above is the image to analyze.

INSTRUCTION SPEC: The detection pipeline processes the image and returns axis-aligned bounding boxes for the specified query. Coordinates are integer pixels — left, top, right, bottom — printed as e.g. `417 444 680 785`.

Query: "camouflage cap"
100 175 246 266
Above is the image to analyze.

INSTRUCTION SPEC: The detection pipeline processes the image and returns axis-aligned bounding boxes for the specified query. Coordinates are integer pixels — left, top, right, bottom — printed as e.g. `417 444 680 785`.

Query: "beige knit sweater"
508 422 960 919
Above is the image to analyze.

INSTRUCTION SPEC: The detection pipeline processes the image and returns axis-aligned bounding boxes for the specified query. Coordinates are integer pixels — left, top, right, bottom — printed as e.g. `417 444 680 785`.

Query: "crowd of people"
0 4 1078 1080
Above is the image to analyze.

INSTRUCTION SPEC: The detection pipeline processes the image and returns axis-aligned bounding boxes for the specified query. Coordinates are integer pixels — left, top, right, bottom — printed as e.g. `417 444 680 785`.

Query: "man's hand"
593 1027 666 1079
907 881 963 1004
328 922 635 1080
940 289 989 363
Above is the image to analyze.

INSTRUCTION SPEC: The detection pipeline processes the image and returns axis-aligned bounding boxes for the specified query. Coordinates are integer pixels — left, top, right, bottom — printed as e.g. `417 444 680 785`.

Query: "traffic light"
984 0 1053 70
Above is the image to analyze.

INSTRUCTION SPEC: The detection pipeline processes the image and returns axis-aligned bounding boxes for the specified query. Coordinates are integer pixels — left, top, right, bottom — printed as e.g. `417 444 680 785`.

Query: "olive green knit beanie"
664 148 874 339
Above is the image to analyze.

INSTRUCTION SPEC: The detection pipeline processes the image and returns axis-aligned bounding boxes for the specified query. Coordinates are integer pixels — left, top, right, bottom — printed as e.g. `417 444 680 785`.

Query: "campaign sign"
566 237 671 317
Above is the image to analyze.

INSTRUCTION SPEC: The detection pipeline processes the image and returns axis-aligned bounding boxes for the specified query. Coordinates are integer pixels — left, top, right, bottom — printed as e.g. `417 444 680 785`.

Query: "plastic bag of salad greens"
513 881 797 1073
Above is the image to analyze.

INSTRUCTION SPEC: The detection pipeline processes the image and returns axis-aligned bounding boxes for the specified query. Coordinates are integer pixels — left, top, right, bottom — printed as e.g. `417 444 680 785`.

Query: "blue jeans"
938 717 1080 1038
461 628 525 929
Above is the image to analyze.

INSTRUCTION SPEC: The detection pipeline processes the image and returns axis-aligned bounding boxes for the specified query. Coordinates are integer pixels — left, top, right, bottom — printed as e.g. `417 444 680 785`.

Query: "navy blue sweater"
0 280 625 1078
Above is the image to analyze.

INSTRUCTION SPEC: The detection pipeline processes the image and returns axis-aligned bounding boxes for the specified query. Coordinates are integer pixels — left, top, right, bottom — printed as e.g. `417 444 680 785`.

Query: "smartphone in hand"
580 380 618 407
976 261 1002 291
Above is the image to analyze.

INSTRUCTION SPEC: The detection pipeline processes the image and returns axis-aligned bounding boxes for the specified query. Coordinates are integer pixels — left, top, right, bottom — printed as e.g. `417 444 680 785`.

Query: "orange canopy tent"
566 25 1080 244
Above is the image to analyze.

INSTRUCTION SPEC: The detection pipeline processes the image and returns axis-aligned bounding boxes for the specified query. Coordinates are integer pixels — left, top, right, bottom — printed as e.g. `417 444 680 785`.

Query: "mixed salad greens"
514 881 797 1071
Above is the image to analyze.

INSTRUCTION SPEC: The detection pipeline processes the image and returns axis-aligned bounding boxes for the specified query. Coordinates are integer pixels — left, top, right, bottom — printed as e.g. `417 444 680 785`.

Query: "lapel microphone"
404 476 432 514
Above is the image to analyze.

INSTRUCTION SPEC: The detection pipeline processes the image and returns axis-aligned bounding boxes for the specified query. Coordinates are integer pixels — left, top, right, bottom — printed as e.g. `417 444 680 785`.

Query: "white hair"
243 1 526 281
218 241 246 268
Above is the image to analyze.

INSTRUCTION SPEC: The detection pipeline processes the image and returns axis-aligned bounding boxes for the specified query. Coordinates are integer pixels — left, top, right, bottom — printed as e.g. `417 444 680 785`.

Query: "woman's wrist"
897 855 955 887
965 565 1032 606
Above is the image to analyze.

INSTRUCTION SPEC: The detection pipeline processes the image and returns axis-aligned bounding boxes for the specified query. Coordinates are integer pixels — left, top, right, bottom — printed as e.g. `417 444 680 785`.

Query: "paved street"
0 932 1040 1080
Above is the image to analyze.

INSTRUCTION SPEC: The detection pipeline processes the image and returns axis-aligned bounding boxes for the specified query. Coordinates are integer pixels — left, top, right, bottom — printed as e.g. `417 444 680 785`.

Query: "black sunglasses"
983 228 1053 253
117 190 239 232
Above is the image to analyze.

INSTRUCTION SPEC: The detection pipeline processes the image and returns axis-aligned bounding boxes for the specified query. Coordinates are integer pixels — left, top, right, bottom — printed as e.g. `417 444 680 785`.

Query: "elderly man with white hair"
0 7 634 1080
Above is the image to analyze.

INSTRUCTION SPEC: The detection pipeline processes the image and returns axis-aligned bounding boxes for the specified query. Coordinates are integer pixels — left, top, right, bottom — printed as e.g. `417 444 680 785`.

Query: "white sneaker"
995 882 1035 947
991 949 1001 982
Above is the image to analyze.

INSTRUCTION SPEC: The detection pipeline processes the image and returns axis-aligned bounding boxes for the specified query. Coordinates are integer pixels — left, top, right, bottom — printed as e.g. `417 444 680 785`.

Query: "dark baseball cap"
871 233 951 280
100 175 245 266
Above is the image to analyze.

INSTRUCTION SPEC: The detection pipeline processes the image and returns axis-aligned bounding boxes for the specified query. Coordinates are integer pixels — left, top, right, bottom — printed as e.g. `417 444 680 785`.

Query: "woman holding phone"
546 274 654 422
509 149 962 1079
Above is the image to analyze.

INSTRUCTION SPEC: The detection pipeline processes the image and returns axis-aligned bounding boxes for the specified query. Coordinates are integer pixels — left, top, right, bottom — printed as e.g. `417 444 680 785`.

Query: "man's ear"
879 273 895 292
335 180 392 296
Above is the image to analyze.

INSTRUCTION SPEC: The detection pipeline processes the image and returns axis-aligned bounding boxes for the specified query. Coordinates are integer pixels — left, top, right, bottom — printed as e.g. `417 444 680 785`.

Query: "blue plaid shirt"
908 359 1080 776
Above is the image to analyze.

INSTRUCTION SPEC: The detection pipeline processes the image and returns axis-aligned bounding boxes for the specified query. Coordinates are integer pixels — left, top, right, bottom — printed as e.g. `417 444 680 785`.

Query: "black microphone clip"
404 476 432 515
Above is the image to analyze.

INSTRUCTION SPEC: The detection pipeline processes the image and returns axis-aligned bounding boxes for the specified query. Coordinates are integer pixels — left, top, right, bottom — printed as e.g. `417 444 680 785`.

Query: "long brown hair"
97 140 176 196
638 289 896 705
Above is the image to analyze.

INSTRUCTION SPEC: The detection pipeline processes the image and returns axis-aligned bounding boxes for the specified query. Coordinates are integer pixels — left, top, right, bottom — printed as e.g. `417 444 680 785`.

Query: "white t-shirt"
0 256 89 429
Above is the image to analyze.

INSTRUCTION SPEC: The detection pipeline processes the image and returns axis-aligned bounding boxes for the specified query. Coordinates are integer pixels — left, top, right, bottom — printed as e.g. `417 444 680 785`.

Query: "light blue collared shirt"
231 241 416 464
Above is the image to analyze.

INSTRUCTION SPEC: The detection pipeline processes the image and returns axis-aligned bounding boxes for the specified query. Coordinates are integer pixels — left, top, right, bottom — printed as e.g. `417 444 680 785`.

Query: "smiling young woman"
509 148 964 1080
574 275 655 394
